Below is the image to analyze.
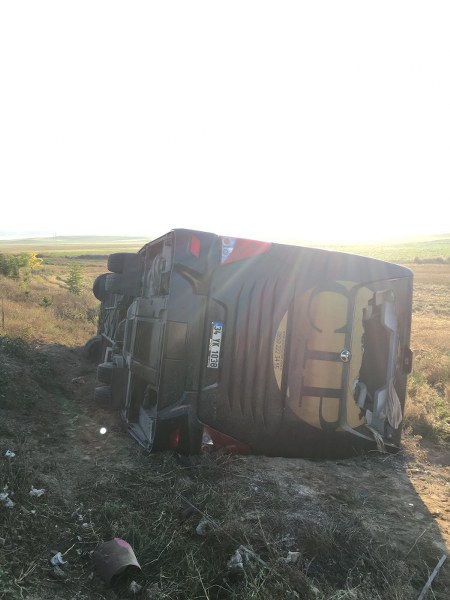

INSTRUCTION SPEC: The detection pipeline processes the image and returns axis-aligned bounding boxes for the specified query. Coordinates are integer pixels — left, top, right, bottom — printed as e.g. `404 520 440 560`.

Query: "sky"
1 1 449 244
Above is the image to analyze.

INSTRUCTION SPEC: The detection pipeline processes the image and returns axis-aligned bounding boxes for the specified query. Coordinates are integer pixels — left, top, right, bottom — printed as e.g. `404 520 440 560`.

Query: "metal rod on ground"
417 554 447 600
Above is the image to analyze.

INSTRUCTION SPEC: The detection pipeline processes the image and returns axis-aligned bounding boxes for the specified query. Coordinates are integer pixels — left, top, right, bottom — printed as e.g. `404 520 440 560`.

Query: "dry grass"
0 264 101 346
405 264 450 444
411 314 450 351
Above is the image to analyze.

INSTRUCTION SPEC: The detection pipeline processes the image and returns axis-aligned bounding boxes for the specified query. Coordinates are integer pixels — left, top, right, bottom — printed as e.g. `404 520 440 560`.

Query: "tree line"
0 252 43 278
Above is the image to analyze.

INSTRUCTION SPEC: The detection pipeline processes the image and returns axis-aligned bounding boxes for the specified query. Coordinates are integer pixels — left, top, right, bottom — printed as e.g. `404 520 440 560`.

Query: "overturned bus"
91 229 413 458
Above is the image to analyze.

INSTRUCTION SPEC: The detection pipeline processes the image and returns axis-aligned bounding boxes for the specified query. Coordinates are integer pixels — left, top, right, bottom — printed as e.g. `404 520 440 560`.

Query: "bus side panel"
198 244 413 456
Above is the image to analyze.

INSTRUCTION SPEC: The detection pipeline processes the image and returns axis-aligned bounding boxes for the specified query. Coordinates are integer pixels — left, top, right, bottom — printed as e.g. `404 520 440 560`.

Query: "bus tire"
107 253 140 274
93 274 108 302
105 273 125 294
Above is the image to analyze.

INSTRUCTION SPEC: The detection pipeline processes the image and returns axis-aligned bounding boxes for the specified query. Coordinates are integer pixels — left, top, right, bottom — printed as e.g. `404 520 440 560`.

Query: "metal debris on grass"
92 538 141 586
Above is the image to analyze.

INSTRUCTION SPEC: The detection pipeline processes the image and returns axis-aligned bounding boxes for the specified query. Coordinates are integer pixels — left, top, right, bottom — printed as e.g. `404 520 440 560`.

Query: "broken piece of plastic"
0 492 14 509
50 552 67 566
195 517 210 536
29 486 46 497
227 545 257 572
92 538 141 585
4 450 15 459
282 551 300 564
129 580 142 594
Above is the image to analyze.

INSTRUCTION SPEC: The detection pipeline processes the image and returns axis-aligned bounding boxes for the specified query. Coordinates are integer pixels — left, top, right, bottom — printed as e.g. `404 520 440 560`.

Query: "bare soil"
1 343 449 599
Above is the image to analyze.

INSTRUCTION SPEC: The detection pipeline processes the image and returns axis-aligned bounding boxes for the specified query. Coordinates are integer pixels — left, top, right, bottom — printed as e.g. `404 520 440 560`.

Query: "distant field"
0 233 449 264
0 236 149 264
319 237 450 263
0 235 149 255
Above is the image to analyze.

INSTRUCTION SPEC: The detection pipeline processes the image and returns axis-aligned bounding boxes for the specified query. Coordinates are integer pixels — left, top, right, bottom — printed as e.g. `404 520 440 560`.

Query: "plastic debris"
50 552 67 566
71 376 86 384
0 491 15 509
29 486 46 497
4 450 16 459
227 545 255 572
93 538 141 585
195 517 210 536
282 551 300 565
129 580 142 594
72 508 84 521
227 548 245 571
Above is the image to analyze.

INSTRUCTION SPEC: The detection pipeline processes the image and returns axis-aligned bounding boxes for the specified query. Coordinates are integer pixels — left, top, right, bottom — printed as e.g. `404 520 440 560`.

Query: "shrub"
0 254 20 278
0 252 43 279
39 296 53 308
65 262 85 295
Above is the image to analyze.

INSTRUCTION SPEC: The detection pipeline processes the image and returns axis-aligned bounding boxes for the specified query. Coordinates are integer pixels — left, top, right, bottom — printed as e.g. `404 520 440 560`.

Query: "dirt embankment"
0 343 449 599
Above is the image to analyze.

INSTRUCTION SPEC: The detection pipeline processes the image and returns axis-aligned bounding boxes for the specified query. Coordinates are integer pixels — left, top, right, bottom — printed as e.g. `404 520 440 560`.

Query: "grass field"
0 236 147 263
322 238 450 263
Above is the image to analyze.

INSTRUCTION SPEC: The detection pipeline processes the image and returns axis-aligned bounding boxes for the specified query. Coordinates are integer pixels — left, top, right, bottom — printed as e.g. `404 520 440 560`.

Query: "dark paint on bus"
91 229 413 458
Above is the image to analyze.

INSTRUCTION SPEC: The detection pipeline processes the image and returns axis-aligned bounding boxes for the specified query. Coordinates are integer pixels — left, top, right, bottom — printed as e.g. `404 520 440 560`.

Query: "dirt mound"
0 341 449 599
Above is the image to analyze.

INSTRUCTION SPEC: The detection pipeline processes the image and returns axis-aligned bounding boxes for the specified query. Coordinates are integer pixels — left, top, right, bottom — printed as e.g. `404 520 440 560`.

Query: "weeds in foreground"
1 439 441 600
0 336 52 411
